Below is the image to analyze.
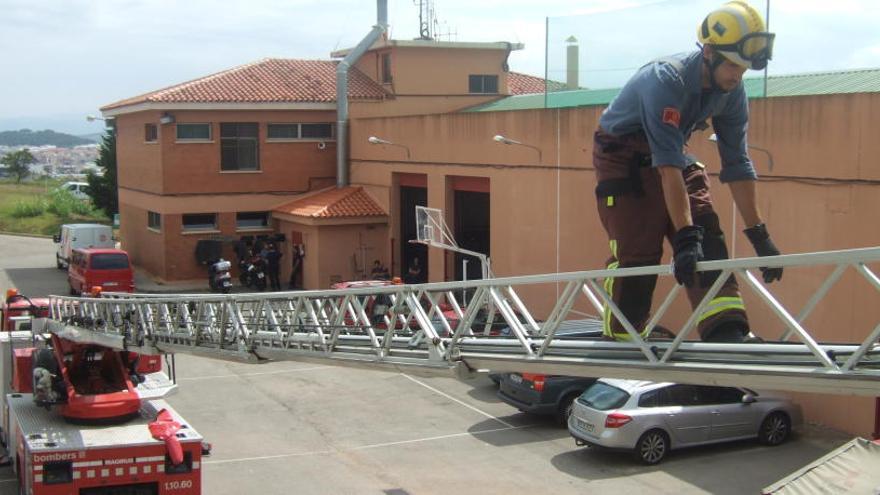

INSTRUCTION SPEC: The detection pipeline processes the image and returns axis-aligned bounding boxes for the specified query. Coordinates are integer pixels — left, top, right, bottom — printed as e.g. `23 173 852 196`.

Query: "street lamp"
367 136 411 159
493 134 542 161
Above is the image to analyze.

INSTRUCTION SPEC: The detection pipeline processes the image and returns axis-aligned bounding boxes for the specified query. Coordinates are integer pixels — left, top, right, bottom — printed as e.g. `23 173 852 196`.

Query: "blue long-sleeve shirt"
599 51 756 183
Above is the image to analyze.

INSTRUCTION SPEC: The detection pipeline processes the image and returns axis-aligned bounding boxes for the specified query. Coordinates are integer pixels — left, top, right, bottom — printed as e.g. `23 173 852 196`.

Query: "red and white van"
68 248 135 295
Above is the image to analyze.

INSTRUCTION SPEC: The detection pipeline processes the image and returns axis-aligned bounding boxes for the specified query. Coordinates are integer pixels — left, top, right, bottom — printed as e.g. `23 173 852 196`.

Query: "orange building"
103 39 880 436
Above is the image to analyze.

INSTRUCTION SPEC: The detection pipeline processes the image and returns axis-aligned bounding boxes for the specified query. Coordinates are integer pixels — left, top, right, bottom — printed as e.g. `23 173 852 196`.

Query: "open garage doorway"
452 177 490 283
399 178 427 283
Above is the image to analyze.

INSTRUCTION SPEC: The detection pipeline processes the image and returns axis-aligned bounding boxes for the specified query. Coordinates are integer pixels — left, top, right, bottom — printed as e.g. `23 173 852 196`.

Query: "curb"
0 231 53 239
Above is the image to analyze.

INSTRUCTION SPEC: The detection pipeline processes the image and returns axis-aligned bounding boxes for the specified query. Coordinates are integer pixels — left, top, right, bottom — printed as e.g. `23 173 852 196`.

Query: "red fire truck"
1 290 209 495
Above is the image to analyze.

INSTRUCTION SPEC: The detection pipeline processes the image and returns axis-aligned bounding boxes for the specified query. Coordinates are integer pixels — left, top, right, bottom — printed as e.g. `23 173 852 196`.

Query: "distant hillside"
0 129 94 148
76 133 103 143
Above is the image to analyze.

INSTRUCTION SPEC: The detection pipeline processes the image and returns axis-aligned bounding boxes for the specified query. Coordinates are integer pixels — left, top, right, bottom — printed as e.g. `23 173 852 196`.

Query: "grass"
0 179 109 236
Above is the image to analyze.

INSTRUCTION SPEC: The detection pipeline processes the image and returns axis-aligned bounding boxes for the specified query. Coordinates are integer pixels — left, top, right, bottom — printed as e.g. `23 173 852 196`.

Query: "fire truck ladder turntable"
41 247 880 397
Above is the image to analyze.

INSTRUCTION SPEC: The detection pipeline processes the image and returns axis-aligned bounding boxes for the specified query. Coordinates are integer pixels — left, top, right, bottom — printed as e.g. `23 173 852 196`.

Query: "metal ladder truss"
42 247 880 396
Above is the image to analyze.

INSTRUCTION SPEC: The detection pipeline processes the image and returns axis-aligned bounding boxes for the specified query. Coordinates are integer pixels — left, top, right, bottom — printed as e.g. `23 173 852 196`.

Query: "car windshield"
90 254 129 270
578 382 630 411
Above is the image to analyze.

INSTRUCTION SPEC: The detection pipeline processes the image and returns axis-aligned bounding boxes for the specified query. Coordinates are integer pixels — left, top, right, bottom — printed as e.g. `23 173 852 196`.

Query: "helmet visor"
714 32 775 70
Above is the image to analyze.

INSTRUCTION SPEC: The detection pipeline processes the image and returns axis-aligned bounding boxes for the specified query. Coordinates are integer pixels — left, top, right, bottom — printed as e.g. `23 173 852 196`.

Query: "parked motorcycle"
208 258 233 293
238 256 267 291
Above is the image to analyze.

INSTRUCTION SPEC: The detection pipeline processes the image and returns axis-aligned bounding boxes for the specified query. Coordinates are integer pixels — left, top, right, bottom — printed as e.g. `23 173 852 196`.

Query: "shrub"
9 198 47 218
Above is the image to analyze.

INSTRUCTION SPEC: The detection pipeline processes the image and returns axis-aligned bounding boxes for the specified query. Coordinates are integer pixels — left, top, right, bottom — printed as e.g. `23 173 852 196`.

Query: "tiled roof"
102 59 388 111
507 72 567 95
470 67 880 112
274 187 386 219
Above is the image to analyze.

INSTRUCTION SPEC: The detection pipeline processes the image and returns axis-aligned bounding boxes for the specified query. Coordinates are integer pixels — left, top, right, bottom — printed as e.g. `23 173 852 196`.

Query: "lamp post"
708 133 777 258
493 134 542 161
367 136 411 159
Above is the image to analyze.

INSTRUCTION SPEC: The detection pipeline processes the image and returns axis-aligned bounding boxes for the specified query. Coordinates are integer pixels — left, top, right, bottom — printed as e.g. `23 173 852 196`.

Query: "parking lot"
0 233 853 494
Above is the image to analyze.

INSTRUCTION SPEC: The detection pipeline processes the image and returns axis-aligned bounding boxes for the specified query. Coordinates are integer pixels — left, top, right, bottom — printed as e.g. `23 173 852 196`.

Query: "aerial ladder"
37 245 880 397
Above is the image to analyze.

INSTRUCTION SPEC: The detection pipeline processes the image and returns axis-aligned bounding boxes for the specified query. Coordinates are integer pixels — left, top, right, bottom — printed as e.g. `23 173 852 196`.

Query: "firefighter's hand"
672 225 704 287
744 223 783 283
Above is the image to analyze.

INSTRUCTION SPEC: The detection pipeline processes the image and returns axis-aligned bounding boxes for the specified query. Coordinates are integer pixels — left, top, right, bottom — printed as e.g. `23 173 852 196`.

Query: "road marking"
400 373 515 428
180 366 331 381
202 423 537 466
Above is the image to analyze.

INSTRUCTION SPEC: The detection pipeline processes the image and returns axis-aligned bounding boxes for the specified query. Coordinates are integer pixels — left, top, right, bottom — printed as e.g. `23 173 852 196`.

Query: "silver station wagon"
568 378 802 464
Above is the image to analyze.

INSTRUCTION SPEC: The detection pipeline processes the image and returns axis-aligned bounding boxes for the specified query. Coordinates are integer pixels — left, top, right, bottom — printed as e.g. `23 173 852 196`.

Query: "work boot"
702 321 749 343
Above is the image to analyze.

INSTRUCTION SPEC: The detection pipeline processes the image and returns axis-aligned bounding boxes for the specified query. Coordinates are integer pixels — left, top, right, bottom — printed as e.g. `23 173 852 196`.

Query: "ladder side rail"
263 300 283 338
644 283 683 338
504 286 540 333
327 294 352 349
840 263 880 370
781 264 848 341
445 290 466 321
659 270 729 363
445 286 490 360
537 282 586 357
488 287 534 357
585 279 658 363
304 299 327 344
403 292 446 361
380 290 408 354
179 302 195 337
231 301 250 341
425 291 455 338
741 270 838 369
349 296 382 351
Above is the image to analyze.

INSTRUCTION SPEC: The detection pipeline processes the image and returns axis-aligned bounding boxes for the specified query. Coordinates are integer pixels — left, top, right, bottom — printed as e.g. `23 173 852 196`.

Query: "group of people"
235 239 305 291
370 257 424 284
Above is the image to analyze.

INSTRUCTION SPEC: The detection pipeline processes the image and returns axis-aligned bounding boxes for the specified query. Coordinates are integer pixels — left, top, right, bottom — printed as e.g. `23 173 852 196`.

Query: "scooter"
208 258 233 293
239 256 267 291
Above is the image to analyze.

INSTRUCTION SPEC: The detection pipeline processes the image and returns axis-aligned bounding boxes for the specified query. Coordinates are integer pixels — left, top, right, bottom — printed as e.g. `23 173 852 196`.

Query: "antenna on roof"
414 0 436 40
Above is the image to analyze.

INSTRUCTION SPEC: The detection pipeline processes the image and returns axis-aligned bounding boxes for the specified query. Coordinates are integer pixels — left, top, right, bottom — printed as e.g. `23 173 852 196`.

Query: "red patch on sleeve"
662 107 681 127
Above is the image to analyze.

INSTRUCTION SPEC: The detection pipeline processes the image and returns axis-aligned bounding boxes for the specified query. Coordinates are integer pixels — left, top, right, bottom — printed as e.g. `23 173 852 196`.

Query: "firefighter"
593 1 782 342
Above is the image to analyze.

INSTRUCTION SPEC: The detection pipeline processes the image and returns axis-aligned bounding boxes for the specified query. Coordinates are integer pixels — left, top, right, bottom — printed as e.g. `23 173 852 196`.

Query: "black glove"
744 223 783 283
672 225 704 287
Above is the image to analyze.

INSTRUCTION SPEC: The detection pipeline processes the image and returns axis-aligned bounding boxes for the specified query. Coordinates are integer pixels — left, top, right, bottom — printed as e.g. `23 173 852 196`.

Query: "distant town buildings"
0 144 99 177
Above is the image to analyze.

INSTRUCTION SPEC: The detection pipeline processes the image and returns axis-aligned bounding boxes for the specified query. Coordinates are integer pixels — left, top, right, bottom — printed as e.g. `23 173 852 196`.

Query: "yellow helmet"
698 1 775 70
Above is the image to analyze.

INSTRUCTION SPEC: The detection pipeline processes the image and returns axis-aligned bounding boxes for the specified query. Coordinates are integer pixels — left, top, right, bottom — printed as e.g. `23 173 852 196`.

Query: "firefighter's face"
712 57 747 92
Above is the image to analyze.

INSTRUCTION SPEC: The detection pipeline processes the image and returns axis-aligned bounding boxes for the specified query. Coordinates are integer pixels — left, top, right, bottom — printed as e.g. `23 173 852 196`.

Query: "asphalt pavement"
0 233 855 494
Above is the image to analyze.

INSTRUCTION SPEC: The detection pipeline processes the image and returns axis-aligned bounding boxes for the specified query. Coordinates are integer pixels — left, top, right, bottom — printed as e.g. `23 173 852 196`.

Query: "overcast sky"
2 0 879 135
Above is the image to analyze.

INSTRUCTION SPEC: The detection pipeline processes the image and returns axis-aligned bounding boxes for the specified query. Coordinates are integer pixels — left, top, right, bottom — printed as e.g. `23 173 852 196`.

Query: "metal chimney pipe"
565 36 579 90
336 0 388 188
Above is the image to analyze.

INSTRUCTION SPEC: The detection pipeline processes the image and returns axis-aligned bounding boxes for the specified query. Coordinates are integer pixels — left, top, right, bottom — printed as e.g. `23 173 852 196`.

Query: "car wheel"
758 412 791 446
633 429 669 465
556 393 579 426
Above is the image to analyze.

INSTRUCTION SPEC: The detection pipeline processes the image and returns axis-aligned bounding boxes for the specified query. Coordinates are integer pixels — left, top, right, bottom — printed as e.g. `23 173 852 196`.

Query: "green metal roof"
467 68 880 113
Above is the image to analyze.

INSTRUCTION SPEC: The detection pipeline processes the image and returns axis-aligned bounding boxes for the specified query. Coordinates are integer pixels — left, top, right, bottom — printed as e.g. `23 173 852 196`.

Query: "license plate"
509 374 523 384
577 419 595 432
103 282 118 286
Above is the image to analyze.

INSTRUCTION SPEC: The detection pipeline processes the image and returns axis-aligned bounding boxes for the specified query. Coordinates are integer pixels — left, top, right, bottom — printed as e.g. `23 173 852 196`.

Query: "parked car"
54 223 114 269
59 181 91 200
568 378 802 465
68 248 135 295
495 318 603 421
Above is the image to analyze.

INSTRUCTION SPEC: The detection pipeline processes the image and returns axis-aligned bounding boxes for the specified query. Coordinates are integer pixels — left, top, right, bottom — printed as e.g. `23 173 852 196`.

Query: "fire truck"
1 289 208 495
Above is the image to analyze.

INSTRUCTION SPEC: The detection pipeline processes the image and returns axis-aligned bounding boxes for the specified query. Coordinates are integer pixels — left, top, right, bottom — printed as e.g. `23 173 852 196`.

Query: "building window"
182 213 217 231
236 211 270 230
176 123 211 141
220 123 259 171
147 211 161 231
468 74 499 94
145 123 158 142
267 123 335 141
381 53 392 83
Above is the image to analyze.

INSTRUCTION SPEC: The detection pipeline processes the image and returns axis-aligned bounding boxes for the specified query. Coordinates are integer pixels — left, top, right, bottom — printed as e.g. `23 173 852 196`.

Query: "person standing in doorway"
265 243 283 291
592 1 782 343
288 244 304 290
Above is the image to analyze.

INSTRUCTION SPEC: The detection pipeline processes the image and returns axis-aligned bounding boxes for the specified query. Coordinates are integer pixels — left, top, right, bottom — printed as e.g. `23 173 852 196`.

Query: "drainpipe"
337 0 388 188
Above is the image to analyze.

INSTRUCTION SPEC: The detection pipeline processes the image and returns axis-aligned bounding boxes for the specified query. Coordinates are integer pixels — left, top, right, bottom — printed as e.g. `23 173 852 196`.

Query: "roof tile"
102 59 388 111
274 187 386 219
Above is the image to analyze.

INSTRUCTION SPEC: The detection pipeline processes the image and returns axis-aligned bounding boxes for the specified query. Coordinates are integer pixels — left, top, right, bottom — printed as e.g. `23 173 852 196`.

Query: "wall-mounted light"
493 134 542 161
159 112 176 125
368 136 411 159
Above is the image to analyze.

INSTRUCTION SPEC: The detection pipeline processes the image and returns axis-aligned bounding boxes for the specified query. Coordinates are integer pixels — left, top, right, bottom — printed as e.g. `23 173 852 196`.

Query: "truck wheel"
556 393 579 426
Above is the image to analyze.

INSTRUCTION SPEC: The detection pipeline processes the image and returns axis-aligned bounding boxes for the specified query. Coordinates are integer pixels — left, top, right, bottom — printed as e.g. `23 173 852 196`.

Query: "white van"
54 223 114 269
59 181 91 200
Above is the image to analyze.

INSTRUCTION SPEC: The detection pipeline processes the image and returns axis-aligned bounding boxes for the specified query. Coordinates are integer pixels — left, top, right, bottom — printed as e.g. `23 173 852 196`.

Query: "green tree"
86 130 118 218
1 149 35 183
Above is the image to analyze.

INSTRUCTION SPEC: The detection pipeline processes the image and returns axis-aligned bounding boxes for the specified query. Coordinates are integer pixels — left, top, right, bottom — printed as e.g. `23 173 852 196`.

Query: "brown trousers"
592 130 748 340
